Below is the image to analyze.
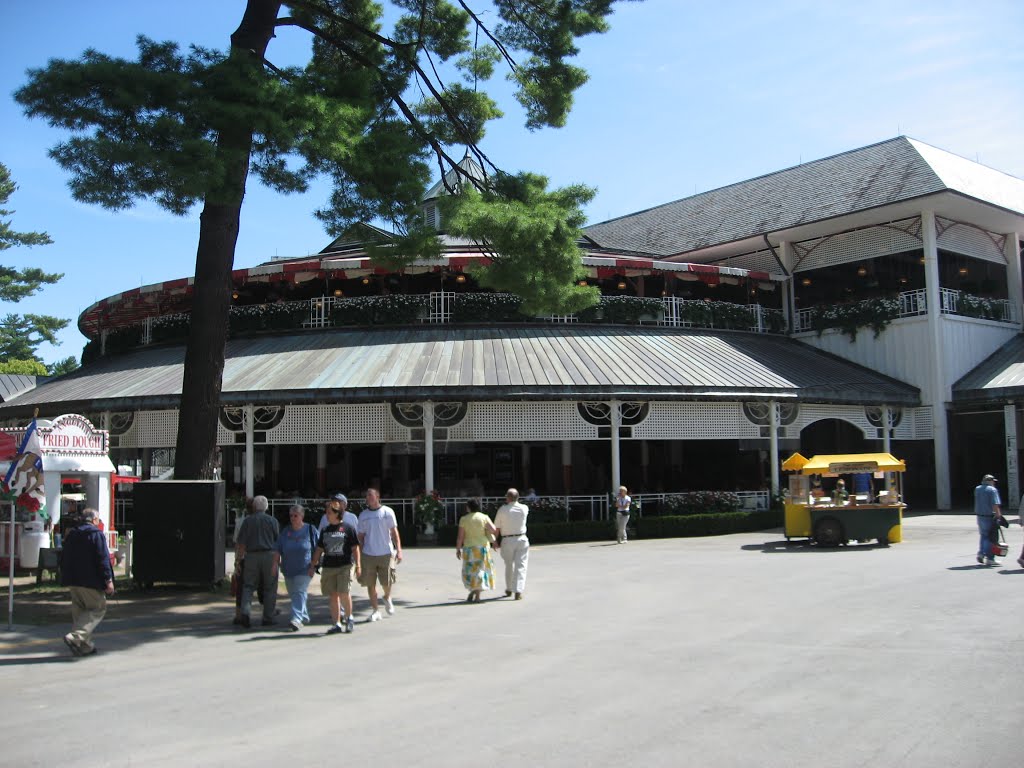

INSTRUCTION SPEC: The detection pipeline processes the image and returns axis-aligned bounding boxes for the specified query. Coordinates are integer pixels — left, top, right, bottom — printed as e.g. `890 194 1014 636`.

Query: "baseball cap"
982 474 997 482
331 493 348 503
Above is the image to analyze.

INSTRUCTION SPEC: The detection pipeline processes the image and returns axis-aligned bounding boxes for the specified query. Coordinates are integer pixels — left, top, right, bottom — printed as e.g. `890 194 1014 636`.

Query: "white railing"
429 291 455 323
899 289 927 316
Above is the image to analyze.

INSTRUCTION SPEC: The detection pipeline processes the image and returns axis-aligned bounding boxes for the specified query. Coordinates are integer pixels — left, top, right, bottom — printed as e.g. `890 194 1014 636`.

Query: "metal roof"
0 326 919 416
0 375 39 402
952 333 1024 406
583 136 1024 258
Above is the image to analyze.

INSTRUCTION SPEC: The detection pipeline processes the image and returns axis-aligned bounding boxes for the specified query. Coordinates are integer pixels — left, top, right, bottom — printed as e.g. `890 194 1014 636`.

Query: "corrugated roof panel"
0 326 920 415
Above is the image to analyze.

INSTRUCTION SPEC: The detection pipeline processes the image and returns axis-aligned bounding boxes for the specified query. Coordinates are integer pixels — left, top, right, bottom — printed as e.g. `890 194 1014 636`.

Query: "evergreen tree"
16 0 624 479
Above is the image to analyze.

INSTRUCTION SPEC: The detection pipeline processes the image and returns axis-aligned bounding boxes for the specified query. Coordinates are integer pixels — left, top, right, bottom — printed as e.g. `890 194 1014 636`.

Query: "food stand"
782 452 906 547
0 414 118 569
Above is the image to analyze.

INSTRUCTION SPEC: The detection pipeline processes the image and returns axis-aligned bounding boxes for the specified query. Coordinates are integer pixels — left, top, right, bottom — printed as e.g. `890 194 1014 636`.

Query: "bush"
229 302 307 334
637 509 781 538
576 296 663 324
331 294 427 326
661 491 741 515
450 292 524 323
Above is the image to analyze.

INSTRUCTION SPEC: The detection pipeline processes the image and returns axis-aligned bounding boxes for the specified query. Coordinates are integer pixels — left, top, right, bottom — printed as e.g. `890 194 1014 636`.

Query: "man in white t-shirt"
494 487 529 600
357 488 403 622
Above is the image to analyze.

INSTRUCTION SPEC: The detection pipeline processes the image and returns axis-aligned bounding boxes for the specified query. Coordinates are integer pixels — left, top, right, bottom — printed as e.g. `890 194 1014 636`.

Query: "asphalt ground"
2 514 1022 768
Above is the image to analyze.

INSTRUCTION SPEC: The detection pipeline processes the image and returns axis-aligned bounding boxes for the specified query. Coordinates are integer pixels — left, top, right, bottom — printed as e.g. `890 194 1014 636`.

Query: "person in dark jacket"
61 507 114 656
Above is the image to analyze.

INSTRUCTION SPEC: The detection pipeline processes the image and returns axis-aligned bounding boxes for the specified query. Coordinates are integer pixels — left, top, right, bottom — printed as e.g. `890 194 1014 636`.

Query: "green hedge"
434 510 781 546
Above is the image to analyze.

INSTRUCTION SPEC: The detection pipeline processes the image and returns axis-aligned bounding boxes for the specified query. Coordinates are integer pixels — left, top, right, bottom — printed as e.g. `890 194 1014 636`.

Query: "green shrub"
637 509 781 538
331 294 427 326
661 491 741 515
450 293 524 323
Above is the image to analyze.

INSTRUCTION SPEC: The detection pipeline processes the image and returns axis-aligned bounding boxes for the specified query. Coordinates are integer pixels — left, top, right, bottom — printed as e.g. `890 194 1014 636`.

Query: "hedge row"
429 509 781 546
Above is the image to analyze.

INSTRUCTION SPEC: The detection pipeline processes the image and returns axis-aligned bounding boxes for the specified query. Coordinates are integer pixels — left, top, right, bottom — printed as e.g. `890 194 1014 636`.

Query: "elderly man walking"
494 488 530 600
61 508 115 656
974 473 1003 566
235 495 280 627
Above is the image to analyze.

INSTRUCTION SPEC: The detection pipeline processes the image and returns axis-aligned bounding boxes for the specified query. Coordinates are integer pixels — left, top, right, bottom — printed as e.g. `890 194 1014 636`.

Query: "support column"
1005 404 1019 507
768 400 779 495
244 404 255 499
1005 232 1022 328
315 444 326 494
610 400 622 493
641 440 650 488
561 440 572 494
923 211 951 509
521 442 530 487
423 402 435 493
779 241 793 332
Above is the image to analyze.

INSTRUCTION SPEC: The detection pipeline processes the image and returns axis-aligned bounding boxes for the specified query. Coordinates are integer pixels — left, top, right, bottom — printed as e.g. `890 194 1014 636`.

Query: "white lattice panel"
216 420 235 446
794 219 922 272
910 406 934 440
936 217 1005 264
117 410 179 448
792 404 873 438
264 404 404 444
448 402 597 441
712 249 781 274
633 402 760 440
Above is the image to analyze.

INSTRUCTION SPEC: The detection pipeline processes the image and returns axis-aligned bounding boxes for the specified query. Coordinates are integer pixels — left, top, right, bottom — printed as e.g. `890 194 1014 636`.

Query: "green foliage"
330 294 427 325
0 358 48 375
0 162 59 304
450 292 524 323
810 297 900 341
576 295 664 324
957 292 1009 321
228 302 308 333
47 356 79 376
661 491 741 515
441 172 599 316
636 509 781 539
0 313 69 361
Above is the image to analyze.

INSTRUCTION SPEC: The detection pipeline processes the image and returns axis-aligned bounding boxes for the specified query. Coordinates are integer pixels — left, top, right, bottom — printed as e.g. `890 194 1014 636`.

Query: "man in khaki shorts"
357 488 403 622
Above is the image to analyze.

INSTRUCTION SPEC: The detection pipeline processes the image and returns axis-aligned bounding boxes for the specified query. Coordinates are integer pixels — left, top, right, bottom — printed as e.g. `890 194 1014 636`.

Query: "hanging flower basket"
414 490 445 532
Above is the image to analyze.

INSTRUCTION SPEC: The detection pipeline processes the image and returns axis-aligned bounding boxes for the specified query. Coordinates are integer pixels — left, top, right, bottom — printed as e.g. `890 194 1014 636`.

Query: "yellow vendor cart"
781 452 907 547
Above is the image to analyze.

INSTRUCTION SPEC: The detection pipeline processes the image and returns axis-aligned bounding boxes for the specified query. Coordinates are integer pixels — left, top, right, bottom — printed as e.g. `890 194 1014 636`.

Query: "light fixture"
616 280 627 290
578 279 588 287
455 273 466 284
231 291 239 299
899 277 908 284
856 266 867 277
750 288 757 296
333 289 343 297
958 266 969 276
361 276 370 285
919 256 926 265
801 277 812 287
661 289 668 297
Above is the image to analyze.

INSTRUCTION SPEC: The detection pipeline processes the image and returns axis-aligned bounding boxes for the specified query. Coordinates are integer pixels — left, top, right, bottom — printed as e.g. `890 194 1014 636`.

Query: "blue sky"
2 0 1022 364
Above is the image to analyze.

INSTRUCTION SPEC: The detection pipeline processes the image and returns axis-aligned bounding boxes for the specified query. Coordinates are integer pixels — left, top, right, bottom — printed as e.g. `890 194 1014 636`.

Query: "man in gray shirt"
235 495 280 627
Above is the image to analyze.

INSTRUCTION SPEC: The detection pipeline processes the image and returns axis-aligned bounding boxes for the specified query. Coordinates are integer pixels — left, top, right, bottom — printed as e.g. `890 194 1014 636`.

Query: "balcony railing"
794 289 1018 333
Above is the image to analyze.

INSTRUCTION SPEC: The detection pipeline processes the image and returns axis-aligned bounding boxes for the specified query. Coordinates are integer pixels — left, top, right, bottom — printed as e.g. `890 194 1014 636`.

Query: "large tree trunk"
173 0 282 480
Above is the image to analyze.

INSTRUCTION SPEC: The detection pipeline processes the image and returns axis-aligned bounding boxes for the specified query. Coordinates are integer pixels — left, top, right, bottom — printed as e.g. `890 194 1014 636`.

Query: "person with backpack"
274 504 319 632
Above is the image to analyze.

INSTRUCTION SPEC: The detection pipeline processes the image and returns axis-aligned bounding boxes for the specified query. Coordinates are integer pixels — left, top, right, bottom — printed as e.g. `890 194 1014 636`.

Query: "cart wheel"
814 517 844 548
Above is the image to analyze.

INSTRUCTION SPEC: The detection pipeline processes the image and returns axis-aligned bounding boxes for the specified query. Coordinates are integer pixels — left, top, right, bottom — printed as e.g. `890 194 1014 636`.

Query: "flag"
0 432 17 461
4 419 44 510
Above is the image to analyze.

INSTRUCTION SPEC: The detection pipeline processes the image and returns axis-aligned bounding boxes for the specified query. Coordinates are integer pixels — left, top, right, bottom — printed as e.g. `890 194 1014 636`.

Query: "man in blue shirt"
973 473 1003 566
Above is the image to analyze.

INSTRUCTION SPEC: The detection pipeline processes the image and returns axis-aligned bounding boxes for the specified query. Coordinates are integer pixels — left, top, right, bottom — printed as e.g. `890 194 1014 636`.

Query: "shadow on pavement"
740 540 884 554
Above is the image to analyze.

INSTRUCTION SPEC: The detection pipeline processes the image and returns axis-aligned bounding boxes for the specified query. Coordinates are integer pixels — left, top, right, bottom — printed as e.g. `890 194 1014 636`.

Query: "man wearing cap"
61 507 115 656
319 493 358 534
973 474 1003 566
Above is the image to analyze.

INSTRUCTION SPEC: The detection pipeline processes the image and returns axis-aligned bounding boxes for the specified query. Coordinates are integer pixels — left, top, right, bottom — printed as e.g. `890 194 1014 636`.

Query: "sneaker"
326 623 343 635
976 555 985 565
239 614 251 629
514 592 523 600
63 633 83 657
345 617 355 633
1017 556 1024 569
986 558 999 566
384 597 395 615
289 620 301 632
505 590 512 597
368 610 382 622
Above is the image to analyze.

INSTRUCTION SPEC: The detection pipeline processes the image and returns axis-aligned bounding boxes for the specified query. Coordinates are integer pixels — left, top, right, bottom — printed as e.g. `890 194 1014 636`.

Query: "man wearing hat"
973 474 1003 565
319 493 358 534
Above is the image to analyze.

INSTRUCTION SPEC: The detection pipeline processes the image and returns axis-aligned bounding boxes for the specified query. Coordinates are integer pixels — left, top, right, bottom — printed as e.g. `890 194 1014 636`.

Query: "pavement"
2 513 1022 768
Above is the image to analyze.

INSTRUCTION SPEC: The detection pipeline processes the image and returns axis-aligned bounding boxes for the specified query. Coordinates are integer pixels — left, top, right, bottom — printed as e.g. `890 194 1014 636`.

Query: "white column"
1005 404 1019 506
768 400 779 495
561 440 572 494
610 400 621 493
315 443 326 495
423 402 435 493
1005 232 1022 328
923 211 951 509
881 405 892 454
244 404 255 499
779 241 793 332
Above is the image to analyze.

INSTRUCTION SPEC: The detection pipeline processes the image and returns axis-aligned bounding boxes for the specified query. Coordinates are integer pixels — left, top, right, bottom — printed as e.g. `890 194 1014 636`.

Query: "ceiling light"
856 266 867 277
361 277 370 285
333 289 343 297
801 277 812 287
617 280 627 290
455 274 466 284
958 266 968 276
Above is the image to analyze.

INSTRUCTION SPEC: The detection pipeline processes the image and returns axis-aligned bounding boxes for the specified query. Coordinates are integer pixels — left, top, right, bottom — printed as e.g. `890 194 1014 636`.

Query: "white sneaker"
384 597 395 615
369 610 382 622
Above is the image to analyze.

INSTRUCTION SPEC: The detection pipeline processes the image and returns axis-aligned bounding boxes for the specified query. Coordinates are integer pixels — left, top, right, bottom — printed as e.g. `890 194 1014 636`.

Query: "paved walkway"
2 514 1022 767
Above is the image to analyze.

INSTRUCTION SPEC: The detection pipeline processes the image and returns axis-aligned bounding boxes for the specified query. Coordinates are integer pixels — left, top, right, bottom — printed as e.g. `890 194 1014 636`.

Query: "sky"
2 0 1023 364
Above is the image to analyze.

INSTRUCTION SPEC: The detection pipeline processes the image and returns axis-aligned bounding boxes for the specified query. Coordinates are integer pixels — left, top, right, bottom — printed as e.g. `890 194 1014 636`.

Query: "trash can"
19 521 48 569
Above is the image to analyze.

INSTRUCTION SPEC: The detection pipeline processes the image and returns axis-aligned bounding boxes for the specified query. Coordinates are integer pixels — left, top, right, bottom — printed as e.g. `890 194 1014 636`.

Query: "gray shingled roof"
583 136 1024 257
0 327 918 415
952 334 1024 405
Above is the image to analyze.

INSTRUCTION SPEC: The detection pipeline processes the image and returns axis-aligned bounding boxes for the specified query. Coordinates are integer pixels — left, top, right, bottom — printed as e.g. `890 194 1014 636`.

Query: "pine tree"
16 0 622 478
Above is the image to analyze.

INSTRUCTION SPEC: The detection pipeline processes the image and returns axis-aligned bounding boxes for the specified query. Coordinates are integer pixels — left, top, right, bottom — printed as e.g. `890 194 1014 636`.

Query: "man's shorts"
359 554 397 589
320 564 353 595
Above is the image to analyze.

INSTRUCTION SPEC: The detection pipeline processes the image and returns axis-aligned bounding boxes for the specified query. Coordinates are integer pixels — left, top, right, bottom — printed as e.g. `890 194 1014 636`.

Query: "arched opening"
800 418 869 457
